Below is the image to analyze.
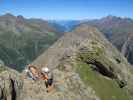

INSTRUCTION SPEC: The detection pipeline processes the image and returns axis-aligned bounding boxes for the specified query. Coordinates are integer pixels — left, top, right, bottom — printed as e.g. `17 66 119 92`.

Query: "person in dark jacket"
41 67 54 92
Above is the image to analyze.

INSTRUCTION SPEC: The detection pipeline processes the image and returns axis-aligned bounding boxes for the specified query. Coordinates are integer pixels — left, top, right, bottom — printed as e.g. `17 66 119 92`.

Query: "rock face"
0 24 133 100
122 35 133 64
0 65 23 100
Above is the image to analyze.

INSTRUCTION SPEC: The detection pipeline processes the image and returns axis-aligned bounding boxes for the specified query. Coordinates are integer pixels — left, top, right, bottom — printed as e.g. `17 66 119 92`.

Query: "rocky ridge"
0 24 133 100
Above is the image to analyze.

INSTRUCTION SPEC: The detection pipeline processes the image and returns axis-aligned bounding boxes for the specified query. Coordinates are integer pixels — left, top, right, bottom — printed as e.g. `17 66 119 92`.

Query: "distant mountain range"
0 13 133 71
83 16 133 49
51 16 133 64
81 16 133 64
0 13 61 71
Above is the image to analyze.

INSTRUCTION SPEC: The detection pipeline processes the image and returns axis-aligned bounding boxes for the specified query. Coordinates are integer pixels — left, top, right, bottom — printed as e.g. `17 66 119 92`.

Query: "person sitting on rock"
41 67 54 92
27 65 40 80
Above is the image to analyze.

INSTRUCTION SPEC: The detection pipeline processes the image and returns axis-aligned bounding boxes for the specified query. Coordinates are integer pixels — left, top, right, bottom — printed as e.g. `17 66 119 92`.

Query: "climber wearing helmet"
41 67 53 92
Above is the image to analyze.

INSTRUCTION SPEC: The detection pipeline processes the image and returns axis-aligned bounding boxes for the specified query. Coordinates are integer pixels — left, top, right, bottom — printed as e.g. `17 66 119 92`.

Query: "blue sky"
0 0 133 20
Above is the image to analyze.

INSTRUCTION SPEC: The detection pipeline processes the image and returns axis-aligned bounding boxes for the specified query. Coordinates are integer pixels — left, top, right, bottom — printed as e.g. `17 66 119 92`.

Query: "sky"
0 0 133 20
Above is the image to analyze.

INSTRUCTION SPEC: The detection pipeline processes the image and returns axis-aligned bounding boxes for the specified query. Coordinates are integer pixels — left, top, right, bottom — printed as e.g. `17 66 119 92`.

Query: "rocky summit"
0 24 133 100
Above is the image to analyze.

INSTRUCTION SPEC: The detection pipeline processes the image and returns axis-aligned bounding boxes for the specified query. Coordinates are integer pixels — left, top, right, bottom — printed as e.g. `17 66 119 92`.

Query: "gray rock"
0 69 23 100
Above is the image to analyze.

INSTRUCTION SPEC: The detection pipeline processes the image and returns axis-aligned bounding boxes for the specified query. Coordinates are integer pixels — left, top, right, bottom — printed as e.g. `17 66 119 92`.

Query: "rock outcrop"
0 65 23 100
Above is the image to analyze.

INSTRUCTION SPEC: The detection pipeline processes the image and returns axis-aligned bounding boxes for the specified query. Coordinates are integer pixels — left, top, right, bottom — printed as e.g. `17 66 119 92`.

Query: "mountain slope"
82 16 133 64
0 24 133 100
0 13 60 71
122 35 133 64
30 24 133 100
83 16 133 50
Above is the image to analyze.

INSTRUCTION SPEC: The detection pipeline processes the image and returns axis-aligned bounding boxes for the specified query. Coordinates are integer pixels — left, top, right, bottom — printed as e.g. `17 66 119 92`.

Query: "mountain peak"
2 13 16 18
106 15 117 18
101 15 121 22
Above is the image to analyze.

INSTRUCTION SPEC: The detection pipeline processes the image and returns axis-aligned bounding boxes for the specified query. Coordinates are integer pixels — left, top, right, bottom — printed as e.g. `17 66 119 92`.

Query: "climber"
26 65 40 80
41 67 54 92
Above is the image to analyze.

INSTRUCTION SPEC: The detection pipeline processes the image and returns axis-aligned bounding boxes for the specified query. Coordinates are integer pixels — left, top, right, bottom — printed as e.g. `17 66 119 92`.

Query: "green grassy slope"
76 62 131 100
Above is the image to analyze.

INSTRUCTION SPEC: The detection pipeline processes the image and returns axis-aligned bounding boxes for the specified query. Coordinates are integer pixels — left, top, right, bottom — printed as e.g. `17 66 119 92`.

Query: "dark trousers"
45 79 53 88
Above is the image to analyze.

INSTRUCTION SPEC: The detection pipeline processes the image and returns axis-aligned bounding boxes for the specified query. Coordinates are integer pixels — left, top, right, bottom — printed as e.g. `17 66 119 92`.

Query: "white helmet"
42 67 49 73
24 69 29 73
